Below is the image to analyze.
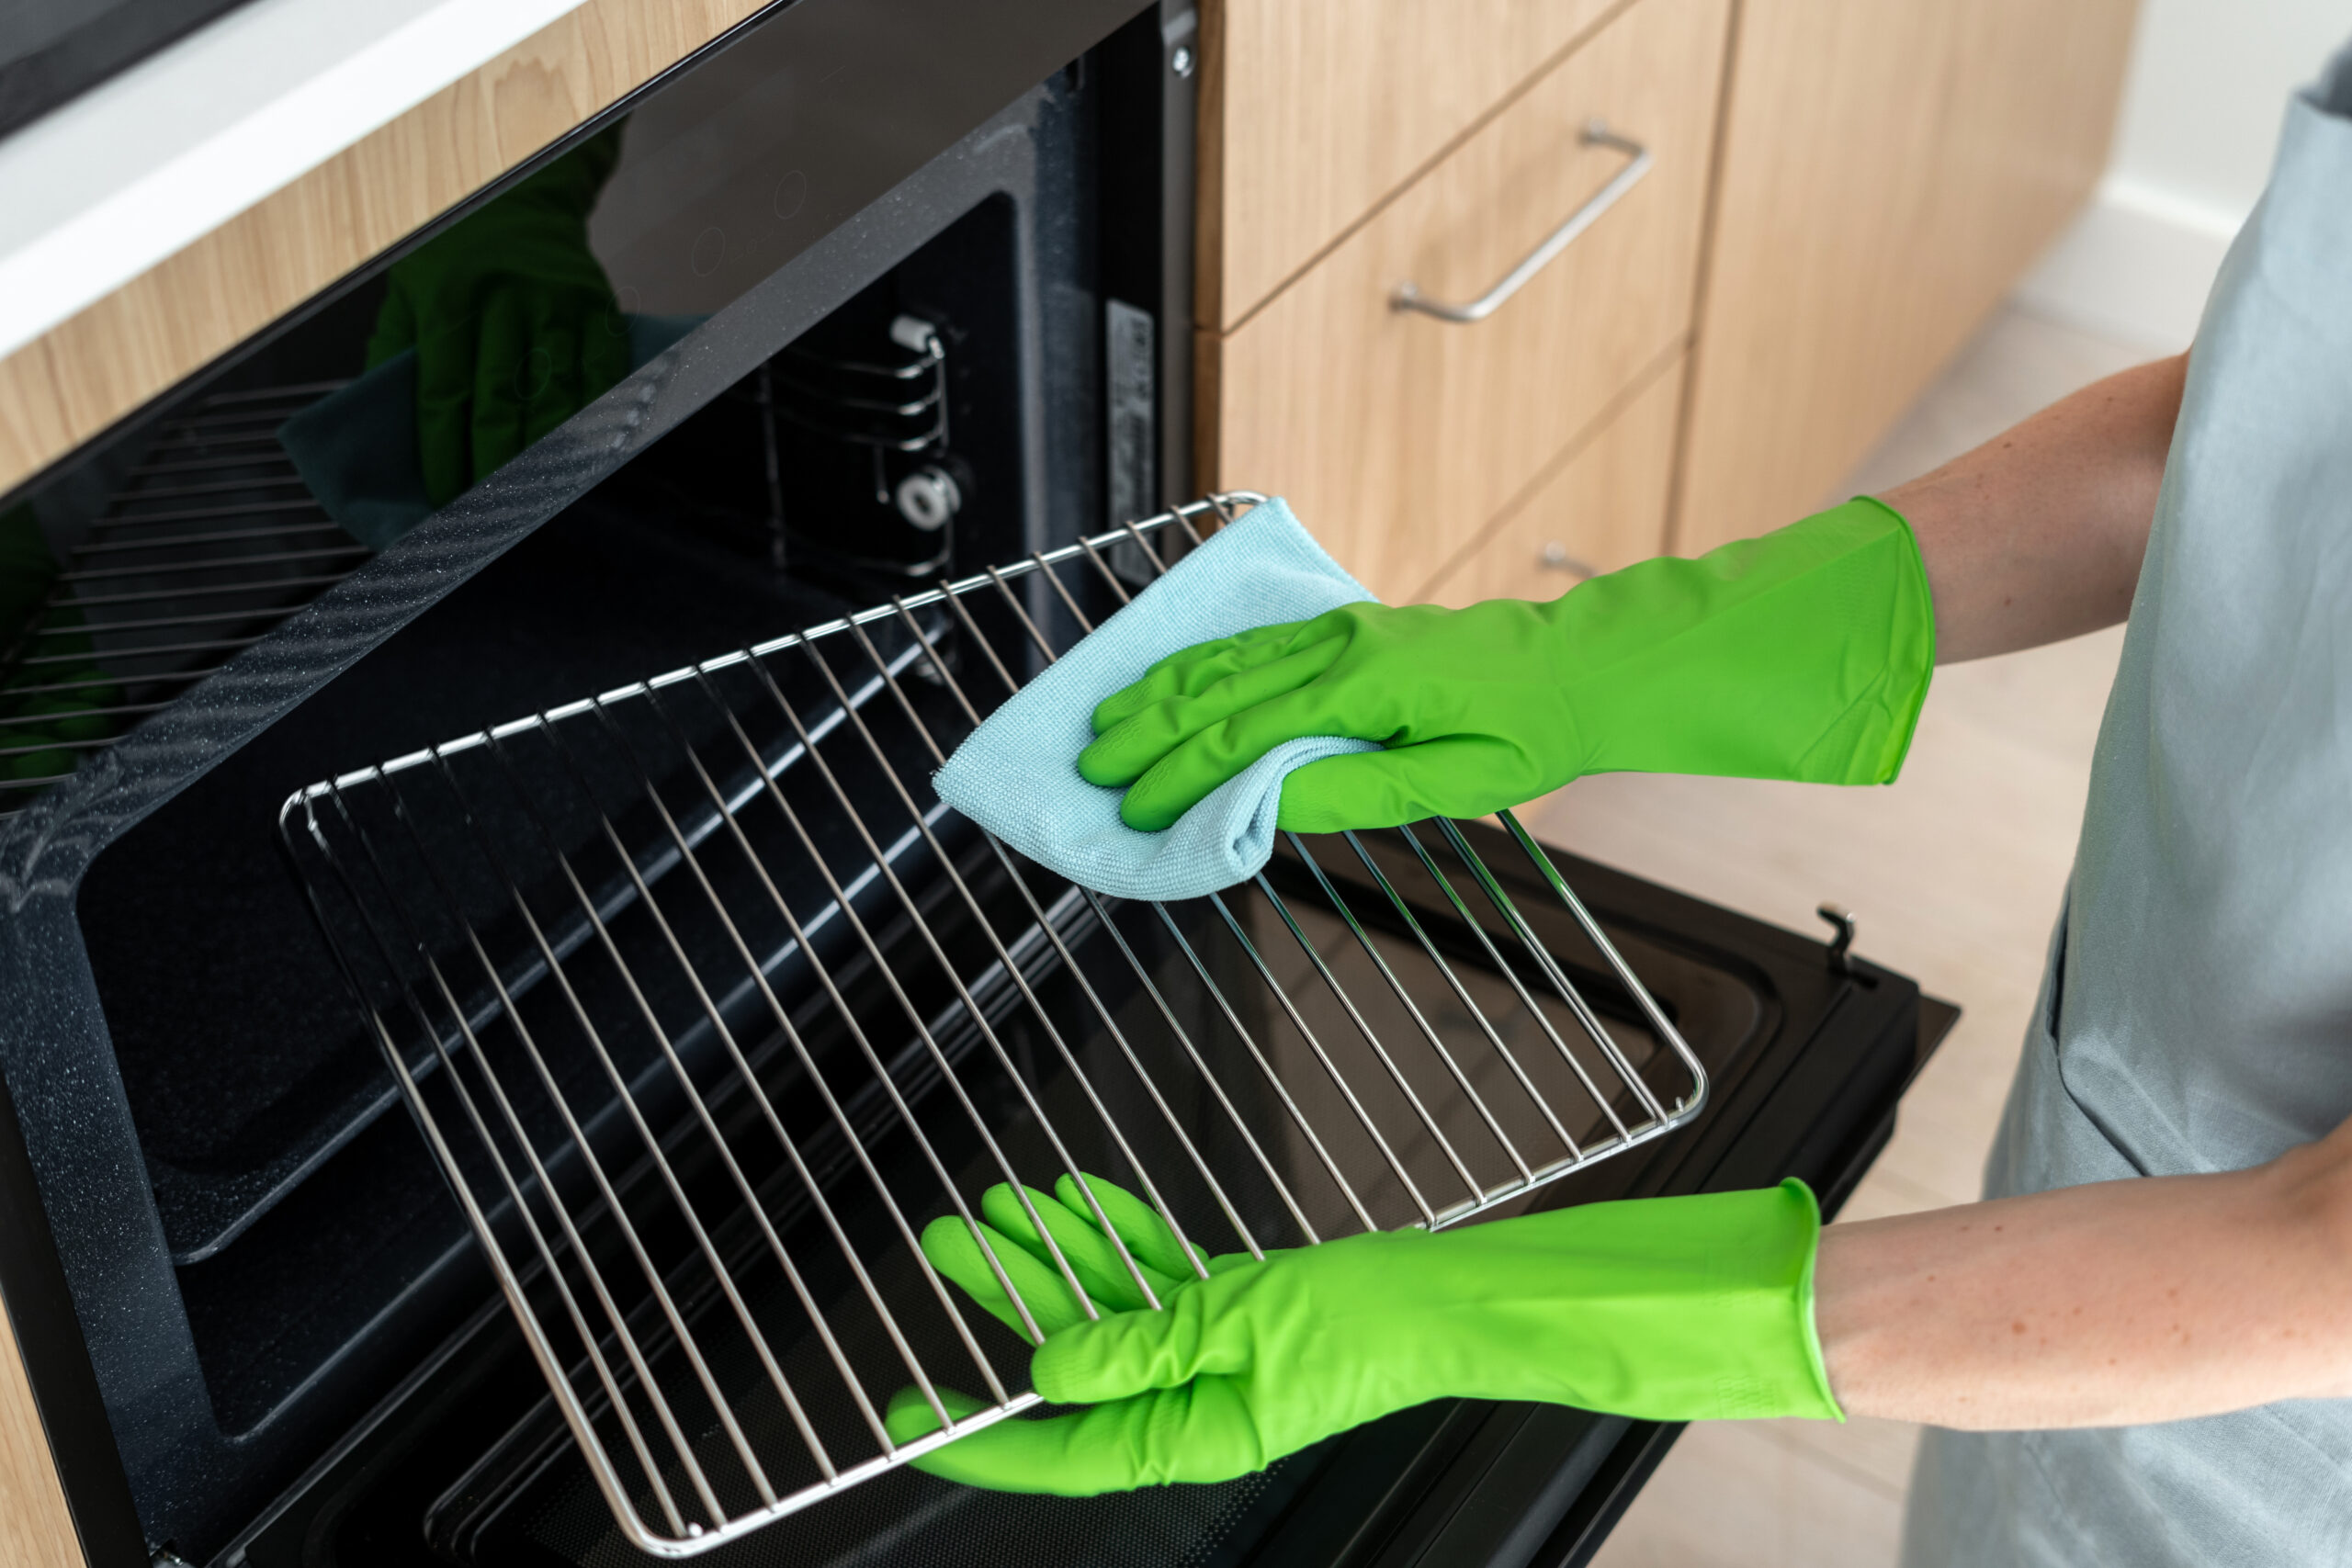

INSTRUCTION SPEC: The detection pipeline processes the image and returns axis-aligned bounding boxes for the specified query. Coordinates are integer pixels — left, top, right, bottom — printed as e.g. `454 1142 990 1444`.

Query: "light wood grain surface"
1419 346 1685 604
1196 0 1631 333
0 0 775 501
0 1302 79 1568
1203 0 1727 603
1669 0 2140 554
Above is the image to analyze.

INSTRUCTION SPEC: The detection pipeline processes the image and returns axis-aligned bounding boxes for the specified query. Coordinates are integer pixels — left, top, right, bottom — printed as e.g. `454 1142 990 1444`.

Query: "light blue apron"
1901 42 2352 1568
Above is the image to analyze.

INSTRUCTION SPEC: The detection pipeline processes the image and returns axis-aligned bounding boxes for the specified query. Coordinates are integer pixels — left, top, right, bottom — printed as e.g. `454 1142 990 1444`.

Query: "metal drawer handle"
1539 541 1596 578
1393 118 1653 324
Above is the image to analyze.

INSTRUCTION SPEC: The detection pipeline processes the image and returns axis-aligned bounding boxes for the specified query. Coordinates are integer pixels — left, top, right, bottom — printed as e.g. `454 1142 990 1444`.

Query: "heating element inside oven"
279 493 1705 1557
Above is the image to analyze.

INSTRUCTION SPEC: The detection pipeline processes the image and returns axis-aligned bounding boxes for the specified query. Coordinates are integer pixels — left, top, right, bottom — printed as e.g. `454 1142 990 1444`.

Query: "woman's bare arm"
1886 352 2188 663
1808 359 2271 1426
1815 1112 2352 1427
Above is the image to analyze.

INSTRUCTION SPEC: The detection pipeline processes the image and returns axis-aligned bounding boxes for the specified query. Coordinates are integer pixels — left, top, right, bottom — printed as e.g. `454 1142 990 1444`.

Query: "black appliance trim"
1092 3 1201 509
0 1072 146 1568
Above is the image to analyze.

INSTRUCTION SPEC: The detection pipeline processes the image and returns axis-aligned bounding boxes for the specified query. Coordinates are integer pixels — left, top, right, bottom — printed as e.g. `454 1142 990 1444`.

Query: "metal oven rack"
280 494 1705 1557
0 380 364 815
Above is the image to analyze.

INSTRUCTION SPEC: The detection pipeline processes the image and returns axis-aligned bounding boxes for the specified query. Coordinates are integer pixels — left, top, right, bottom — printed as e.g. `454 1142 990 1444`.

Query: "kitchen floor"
1531 302 2162 1567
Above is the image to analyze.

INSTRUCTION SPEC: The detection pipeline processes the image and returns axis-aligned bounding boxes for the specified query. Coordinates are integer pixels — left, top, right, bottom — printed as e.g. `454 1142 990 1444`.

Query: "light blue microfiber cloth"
933 497 1378 901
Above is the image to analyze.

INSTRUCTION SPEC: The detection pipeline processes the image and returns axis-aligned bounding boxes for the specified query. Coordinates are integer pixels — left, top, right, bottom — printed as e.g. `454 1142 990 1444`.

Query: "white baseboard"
2015 175 2244 353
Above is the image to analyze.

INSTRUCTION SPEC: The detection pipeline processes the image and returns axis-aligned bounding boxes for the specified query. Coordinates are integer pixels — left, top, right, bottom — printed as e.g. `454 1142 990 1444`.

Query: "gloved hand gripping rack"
281 493 1706 1557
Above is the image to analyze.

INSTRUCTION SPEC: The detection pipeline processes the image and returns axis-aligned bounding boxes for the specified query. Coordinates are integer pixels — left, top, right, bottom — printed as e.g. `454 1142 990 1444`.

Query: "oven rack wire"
0 380 365 816
281 493 1706 1557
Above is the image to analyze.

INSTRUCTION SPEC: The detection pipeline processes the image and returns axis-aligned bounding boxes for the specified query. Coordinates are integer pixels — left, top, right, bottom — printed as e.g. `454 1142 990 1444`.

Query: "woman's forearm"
1814 1117 2352 1428
1883 352 2188 663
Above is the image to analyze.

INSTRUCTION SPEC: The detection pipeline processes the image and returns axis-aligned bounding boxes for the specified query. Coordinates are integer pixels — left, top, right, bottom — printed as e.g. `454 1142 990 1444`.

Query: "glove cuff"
1787 1178 1847 1423
1511 1178 1845 1424
1679 1178 1845 1423
1832 494 1938 784
1553 495 1938 788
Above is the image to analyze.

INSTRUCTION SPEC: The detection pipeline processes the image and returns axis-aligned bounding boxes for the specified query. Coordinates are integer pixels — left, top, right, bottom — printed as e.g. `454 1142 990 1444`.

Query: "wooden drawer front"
1419 353 1683 607
1204 0 1625 330
1205 0 1727 604
1673 0 2140 554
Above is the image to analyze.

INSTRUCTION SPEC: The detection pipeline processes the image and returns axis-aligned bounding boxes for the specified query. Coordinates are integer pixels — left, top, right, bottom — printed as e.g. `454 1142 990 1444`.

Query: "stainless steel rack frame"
280 494 1704 1558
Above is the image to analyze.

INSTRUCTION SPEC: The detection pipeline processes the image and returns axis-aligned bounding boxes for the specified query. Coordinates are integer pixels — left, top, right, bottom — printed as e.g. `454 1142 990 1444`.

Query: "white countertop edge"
0 0 596 367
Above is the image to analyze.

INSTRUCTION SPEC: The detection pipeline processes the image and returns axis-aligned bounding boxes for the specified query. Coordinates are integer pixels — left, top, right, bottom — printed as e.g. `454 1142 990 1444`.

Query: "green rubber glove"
1078 497 1935 833
885 1173 1838 1495
366 127 629 506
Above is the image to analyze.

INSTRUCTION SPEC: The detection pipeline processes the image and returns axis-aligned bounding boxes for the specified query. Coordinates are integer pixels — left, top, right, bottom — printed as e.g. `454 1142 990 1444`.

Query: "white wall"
2018 0 2351 349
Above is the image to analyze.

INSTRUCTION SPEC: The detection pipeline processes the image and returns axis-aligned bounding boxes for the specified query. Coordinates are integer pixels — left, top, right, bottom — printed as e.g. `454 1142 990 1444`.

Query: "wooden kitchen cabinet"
1419 350 1684 606
1672 0 2142 552
1199 0 1630 331
0 1305 79 1568
1195 0 2140 590
1201 0 1728 602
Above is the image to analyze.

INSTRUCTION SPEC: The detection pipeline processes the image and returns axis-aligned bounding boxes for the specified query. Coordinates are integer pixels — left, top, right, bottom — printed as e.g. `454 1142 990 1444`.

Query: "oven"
0 4 1952 1564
